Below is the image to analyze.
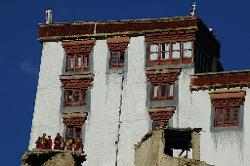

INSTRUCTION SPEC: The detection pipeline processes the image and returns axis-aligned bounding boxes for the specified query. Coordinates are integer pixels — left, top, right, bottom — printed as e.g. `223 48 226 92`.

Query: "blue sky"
0 1 250 165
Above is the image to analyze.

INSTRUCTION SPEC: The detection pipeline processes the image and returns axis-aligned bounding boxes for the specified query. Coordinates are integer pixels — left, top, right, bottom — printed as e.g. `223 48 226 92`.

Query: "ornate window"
60 76 93 107
146 69 180 101
147 41 192 64
149 43 170 61
64 89 86 107
107 37 129 68
110 51 125 68
151 82 174 100
62 40 95 72
210 91 245 127
63 114 86 151
145 32 194 66
214 107 240 127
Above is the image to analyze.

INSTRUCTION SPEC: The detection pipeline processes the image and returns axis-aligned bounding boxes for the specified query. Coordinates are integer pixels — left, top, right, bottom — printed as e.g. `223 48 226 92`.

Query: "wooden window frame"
214 107 240 127
109 50 125 68
66 53 90 72
171 42 181 60
146 41 193 66
65 125 82 141
64 88 87 107
151 82 175 101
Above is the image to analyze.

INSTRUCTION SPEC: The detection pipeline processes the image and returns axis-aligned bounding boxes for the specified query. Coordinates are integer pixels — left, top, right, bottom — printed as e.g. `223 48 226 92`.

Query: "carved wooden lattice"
145 29 196 43
146 69 181 82
62 40 95 54
63 116 86 126
61 78 93 89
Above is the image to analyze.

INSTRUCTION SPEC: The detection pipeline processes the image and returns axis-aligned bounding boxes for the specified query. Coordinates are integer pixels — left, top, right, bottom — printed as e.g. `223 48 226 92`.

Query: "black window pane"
161 84 166 97
111 52 118 64
74 90 80 103
120 51 124 64
81 90 86 103
76 128 82 139
68 127 74 139
225 110 230 122
233 110 239 121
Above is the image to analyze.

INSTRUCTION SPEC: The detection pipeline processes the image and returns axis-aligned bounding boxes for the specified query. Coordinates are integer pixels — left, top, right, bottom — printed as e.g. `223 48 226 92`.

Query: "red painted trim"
39 17 198 39
190 71 250 90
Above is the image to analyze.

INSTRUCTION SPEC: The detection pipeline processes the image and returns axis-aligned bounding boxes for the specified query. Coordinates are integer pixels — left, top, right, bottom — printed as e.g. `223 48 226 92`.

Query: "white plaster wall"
83 40 121 166
118 36 150 166
173 67 194 128
29 42 64 150
173 67 250 166
183 88 250 166
242 88 250 165
83 37 150 166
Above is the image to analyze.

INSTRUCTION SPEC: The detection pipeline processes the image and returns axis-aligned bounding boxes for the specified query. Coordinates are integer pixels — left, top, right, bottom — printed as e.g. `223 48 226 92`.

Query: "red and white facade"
29 16 250 166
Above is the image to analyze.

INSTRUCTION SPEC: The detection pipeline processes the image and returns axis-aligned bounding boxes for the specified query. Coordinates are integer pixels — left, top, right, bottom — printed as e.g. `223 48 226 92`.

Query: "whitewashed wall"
172 67 194 128
117 37 150 166
83 37 150 166
29 42 64 150
178 84 250 166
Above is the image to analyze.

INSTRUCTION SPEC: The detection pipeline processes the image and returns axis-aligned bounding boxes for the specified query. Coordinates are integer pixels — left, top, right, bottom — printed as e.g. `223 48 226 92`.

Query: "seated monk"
46 135 52 149
35 137 41 149
66 139 73 151
54 133 62 150
40 134 47 149
74 138 83 152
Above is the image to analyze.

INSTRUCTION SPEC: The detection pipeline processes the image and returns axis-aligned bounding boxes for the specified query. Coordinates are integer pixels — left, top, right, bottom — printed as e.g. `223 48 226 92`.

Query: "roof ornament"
45 9 53 24
190 2 197 16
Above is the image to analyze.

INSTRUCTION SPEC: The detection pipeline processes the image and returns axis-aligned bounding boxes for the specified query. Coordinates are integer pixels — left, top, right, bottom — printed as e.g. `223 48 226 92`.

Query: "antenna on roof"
190 2 197 16
45 9 53 24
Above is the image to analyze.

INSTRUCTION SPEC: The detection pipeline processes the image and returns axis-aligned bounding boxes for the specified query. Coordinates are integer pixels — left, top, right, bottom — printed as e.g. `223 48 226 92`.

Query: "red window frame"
66 53 90 71
151 82 174 100
214 107 240 127
110 50 125 68
65 126 82 141
64 89 87 107
146 41 193 66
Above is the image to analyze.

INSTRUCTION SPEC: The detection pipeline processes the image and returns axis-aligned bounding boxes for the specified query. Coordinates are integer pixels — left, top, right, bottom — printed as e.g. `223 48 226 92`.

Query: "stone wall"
134 129 210 166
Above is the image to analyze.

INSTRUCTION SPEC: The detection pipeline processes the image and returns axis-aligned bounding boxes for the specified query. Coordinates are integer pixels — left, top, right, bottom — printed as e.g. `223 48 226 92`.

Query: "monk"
74 138 83 152
46 135 52 149
54 133 62 150
35 137 41 149
40 134 47 149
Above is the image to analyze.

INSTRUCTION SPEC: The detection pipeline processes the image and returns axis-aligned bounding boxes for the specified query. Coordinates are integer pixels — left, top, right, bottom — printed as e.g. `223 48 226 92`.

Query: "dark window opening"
164 128 201 158
66 126 82 142
64 89 87 107
110 51 125 68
